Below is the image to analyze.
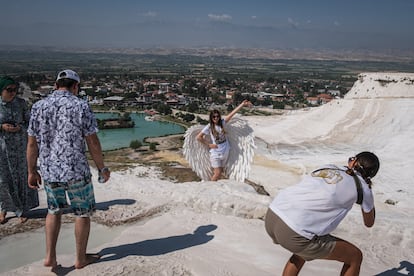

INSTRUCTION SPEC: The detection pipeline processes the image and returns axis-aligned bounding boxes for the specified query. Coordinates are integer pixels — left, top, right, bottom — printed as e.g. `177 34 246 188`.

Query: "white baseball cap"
56 69 80 83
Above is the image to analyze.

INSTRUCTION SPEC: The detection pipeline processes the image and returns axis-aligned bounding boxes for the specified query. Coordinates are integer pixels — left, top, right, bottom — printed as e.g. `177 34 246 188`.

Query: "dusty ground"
0 133 267 238
100 134 200 183
0 134 198 239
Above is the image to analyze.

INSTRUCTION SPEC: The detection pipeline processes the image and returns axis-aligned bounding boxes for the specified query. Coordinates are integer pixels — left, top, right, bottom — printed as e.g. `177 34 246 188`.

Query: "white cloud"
288 17 300 28
251 15 257 20
142 11 158 17
334 21 340 26
208 14 232 22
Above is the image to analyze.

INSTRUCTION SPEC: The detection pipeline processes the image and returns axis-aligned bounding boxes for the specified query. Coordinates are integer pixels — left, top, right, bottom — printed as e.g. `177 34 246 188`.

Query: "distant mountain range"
1 45 413 62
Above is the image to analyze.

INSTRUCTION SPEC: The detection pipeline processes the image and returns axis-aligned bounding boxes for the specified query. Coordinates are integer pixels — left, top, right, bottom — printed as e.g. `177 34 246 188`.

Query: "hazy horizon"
2 0 413 52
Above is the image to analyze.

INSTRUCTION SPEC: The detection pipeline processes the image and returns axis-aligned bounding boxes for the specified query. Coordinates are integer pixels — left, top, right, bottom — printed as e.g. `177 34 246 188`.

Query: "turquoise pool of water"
95 112 185 151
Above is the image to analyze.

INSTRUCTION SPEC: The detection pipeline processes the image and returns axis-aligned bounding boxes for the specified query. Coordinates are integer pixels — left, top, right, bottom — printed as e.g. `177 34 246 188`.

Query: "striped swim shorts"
44 177 96 217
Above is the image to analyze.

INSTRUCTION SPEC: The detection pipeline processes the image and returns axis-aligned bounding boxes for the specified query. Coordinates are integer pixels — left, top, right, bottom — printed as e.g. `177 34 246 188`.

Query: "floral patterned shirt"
27 90 98 182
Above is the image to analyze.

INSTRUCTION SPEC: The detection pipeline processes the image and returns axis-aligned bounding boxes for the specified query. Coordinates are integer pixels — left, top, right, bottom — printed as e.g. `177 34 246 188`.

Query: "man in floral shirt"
27 69 110 269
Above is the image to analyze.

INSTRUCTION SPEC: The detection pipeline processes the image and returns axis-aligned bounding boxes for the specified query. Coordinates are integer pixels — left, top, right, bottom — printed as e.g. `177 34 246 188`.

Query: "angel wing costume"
183 116 255 182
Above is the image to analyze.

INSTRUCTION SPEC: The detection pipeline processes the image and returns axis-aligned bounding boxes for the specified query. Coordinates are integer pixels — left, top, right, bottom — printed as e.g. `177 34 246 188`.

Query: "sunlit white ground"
2 73 414 276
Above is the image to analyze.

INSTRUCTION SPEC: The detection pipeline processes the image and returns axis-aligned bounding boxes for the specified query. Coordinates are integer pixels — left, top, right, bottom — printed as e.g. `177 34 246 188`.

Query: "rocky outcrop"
345 72 414 99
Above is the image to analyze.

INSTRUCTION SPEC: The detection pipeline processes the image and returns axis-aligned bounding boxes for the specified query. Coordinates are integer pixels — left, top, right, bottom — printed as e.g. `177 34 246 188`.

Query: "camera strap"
312 167 363 205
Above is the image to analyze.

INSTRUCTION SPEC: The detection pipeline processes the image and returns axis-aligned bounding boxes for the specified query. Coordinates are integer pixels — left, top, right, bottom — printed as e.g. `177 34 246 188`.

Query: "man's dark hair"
355 151 380 179
56 78 77 89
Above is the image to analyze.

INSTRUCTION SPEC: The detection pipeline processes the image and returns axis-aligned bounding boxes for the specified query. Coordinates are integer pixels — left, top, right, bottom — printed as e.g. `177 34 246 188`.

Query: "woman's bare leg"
211 167 222 181
324 239 363 276
283 254 305 276
0 212 6 224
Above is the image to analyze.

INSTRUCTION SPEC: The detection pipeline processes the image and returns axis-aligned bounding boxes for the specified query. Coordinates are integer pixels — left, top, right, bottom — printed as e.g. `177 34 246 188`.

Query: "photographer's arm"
362 207 375 227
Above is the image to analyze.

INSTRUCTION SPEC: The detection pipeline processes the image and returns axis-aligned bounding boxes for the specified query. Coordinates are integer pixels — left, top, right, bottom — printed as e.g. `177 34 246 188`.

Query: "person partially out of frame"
0 76 38 224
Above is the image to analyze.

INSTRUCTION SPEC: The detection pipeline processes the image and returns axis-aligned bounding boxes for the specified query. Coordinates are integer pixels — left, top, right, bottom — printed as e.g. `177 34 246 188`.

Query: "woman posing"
196 100 251 181
0 76 38 223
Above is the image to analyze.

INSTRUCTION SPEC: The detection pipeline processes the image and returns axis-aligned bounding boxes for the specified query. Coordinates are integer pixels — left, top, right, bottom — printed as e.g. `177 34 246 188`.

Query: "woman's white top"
201 119 230 157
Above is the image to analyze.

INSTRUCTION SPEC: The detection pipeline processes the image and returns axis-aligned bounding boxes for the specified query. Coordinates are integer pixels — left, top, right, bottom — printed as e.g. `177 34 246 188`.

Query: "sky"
1 0 414 52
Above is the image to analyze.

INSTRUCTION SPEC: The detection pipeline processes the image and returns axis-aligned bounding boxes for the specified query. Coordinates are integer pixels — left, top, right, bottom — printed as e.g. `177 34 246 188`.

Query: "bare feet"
0 212 6 224
75 253 101 269
19 217 28 223
44 259 58 268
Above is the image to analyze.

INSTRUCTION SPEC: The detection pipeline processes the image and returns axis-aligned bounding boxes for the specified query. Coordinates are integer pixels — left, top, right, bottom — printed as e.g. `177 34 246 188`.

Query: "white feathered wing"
223 116 256 182
183 124 213 181
183 116 255 182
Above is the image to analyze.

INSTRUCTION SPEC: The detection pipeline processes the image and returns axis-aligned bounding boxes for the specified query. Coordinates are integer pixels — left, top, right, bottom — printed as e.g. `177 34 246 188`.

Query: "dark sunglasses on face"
5 87 18 93
212 115 220 119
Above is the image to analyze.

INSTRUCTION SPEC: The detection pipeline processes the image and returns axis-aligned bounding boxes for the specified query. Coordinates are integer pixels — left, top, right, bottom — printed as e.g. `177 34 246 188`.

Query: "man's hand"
2 123 21 133
98 167 111 183
28 171 42 189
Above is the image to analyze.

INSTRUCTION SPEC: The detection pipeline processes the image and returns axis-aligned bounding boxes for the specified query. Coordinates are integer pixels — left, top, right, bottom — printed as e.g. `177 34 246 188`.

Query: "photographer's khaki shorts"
265 209 336 261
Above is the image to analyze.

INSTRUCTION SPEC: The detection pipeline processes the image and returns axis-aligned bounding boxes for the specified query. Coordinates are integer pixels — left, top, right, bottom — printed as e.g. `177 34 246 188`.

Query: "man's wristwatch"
98 167 109 183
99 167 110 173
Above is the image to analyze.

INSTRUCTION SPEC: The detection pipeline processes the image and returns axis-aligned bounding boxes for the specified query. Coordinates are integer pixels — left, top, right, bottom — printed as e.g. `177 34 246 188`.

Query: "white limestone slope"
246 72 414 275
249 72 414 206
4 72 414 276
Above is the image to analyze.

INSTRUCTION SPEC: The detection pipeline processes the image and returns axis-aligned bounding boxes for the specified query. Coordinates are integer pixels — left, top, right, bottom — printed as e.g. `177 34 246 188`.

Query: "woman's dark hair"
209 109 225 139
56 78 78 89
355 151 380 181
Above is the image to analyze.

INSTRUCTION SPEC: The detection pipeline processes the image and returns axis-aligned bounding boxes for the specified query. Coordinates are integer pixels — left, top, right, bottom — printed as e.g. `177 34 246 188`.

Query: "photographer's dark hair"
355 151 380 183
